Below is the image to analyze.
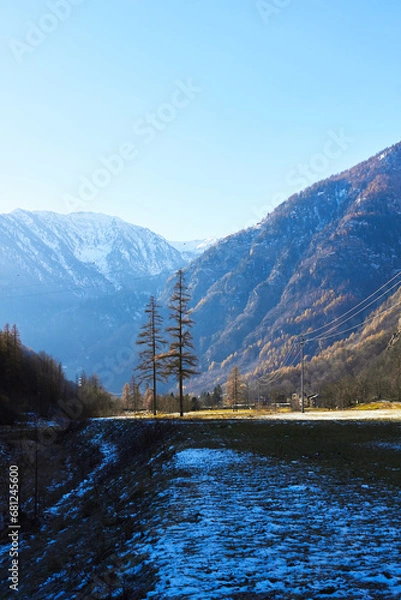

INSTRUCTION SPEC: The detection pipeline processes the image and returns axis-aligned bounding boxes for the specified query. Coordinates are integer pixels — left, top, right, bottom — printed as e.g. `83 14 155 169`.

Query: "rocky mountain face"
185 141 401 389
0 210 190 391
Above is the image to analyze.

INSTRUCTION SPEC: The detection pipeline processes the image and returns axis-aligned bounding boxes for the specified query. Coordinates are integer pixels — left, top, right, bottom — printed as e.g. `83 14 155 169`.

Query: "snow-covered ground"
138 447 401 599
45 436 118 517
257 409 401 421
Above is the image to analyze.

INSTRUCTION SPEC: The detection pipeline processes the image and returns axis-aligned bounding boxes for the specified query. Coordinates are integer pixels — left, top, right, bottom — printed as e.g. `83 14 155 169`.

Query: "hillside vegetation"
253 284 401 409
184 141 401 391
0 325 119 424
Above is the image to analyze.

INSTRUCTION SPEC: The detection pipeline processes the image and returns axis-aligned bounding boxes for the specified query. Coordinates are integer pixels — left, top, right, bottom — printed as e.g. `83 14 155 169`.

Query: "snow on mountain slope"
168 238 218 262
0 210 184 293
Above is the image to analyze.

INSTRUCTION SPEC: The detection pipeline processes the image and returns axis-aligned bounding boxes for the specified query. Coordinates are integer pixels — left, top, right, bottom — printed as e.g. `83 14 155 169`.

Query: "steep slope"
255 277 401 403
306 282 401 392
185 141 401 389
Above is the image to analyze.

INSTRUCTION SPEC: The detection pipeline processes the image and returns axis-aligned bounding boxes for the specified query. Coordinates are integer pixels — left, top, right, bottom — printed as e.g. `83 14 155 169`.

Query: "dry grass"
351 400 401 410
118 404 401 421
120 407 305 420
112 401 401 421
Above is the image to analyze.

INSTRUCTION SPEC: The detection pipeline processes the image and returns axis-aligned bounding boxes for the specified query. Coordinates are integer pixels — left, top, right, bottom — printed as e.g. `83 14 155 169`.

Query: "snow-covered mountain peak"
0 209 187 291
168 237 219 262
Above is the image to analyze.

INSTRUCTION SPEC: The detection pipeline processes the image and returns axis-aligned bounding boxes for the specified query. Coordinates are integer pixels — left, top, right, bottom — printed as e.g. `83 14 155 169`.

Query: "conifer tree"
163 270 198 417
130 375 142 412
121 382 131 411
226 366 246 411
212 384 223 407
136 296 166 415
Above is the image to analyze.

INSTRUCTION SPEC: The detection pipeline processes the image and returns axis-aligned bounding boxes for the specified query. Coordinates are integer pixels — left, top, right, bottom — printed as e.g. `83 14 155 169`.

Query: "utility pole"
300 336 305 413
151 298 157 416
34 413 39 521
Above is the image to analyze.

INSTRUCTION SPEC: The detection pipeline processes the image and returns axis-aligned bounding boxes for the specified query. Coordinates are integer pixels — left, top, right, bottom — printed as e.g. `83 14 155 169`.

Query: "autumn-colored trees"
134 270 198 416
120 377 142 412
136 296 166 415
163 269 198 417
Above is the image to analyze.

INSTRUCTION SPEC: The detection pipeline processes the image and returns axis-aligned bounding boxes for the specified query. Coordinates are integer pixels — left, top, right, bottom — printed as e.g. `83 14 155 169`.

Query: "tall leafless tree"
163 270 198 417
136 296 166 415
226 366 246 411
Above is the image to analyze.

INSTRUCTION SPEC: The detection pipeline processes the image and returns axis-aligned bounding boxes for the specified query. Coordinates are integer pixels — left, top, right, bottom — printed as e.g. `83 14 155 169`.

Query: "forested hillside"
184 141 401 390
255 282 401 408
0 325 116 424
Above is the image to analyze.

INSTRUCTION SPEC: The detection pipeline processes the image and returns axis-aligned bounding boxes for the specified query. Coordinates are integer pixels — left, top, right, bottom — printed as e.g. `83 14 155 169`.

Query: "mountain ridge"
1 210 184 290
184 139 401 389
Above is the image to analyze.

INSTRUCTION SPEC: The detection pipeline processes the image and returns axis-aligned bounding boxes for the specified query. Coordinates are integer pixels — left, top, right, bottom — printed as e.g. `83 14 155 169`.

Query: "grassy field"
182 418 401 486
119 402 401 421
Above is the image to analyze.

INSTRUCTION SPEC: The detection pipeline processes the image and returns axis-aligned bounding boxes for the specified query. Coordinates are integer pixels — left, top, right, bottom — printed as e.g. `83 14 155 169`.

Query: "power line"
305 270 401 339
310 278 401 341
256 272 401 401
266 349 302 386
308 297 401 343
291 284 401 413
257 342 300 387
264 343 297 379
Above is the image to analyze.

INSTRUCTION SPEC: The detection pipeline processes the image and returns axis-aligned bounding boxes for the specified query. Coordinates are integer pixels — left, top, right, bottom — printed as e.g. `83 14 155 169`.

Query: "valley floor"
118 407 401 422
140 448 401 599
136 421 401 599
1 418 400 599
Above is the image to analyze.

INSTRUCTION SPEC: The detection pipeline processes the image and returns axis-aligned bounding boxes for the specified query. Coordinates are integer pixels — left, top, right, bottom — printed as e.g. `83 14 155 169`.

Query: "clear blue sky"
1 0 400 240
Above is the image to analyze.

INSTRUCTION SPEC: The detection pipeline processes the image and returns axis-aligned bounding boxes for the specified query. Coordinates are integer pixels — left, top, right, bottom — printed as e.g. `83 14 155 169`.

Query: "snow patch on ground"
175 447 246 470
137 447 401 599
257 409 401 421
45 439 118 517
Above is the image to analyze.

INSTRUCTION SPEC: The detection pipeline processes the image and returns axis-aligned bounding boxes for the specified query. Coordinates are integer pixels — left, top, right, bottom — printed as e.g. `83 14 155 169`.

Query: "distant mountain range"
2 139 401 395
0 210 212 391
0 210 185 288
